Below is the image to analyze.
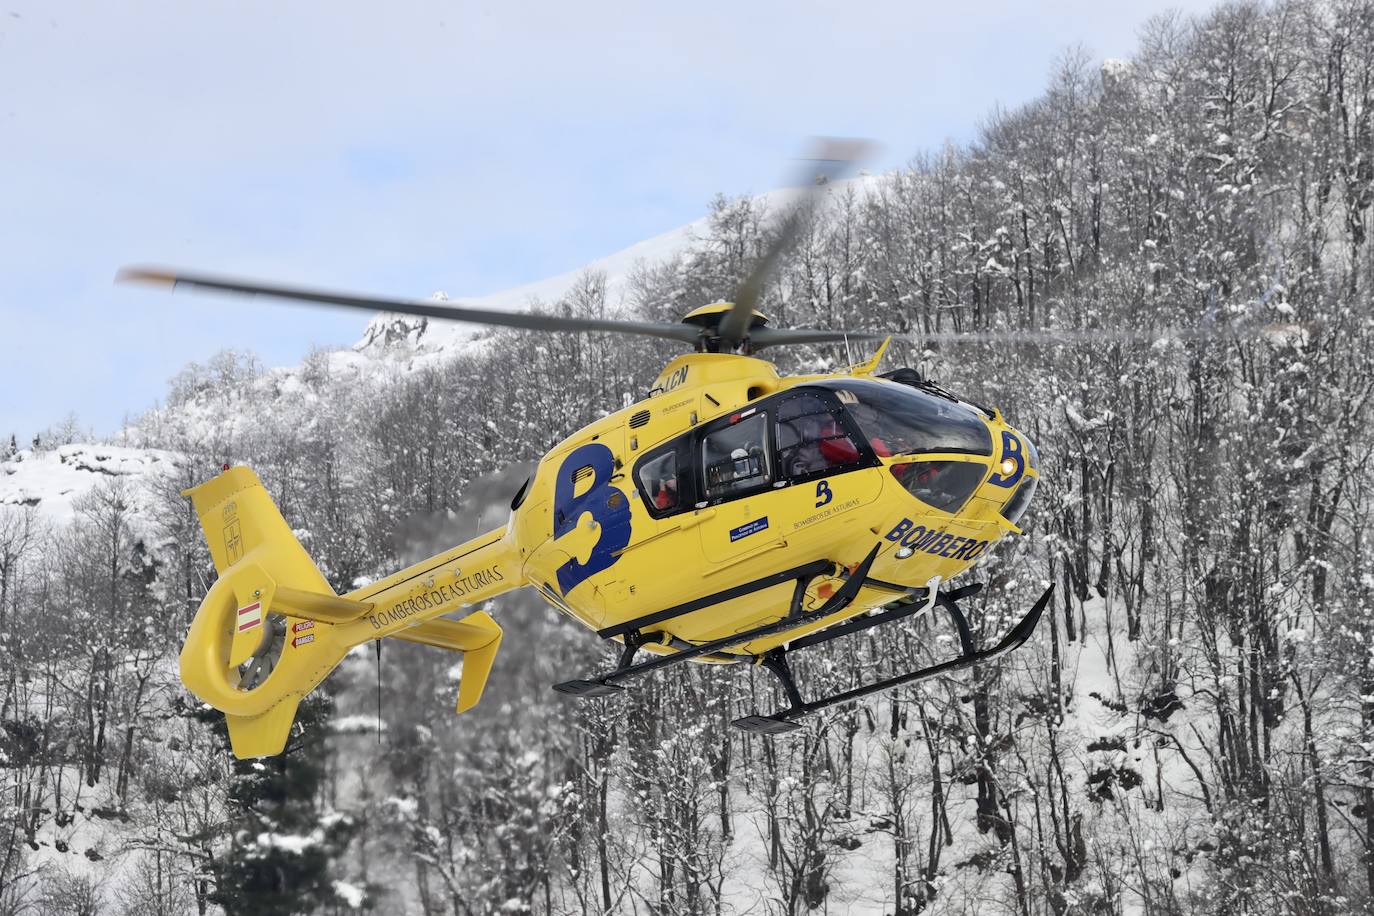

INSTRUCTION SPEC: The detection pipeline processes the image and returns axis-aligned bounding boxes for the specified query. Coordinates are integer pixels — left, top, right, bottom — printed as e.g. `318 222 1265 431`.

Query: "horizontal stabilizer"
273 585 374 623
392 611 504 713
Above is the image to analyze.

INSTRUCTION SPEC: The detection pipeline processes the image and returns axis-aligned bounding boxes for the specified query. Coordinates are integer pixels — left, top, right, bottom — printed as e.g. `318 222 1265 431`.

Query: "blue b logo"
988 431 1024 489
552 443 632 595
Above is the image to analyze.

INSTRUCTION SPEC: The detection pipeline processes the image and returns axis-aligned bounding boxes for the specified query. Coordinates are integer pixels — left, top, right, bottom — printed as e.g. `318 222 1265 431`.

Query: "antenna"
374 640 383 745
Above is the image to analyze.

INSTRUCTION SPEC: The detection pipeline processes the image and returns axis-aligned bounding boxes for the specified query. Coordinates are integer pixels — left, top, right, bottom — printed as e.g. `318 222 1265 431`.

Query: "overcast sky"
0 0 1219 443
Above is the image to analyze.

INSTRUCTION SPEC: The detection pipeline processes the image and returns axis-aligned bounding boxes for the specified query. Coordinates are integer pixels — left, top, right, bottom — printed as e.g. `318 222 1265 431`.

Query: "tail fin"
181 466 521 758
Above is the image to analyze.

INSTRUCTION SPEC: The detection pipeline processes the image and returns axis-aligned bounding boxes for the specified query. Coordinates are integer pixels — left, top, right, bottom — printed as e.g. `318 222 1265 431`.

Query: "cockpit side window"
634 438 695 519
775 392 863 482
638 451 680 513
635 388 884 515
701 412 772 501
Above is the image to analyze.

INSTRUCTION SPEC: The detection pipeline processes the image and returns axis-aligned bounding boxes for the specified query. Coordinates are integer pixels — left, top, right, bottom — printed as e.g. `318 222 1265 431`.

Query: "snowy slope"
0 444 178 527
353 201 713 357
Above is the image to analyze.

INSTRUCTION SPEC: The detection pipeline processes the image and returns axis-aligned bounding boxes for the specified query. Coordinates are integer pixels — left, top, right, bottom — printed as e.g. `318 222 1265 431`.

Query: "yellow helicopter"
119 148 1052 759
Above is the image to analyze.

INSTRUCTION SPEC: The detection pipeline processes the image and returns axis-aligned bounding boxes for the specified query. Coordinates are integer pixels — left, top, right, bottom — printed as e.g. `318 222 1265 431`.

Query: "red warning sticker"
292 620 315 634
292 633 315 648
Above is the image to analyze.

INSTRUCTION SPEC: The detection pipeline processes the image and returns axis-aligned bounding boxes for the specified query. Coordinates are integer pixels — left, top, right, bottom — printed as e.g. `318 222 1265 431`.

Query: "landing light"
895 546 915 559
1000 457 1017 476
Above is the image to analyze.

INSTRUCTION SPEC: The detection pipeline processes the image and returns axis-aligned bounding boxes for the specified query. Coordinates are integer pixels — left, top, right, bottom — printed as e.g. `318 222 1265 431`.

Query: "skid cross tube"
786 591 929 653
554 545 881 698
785 581 981 654
732 583 1055 735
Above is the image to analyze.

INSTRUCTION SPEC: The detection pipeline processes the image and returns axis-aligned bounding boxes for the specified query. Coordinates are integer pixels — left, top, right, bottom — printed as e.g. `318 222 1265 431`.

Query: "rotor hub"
681 302 769 353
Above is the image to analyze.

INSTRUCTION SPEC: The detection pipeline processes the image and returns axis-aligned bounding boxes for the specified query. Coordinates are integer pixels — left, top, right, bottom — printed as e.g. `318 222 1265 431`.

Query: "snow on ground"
697 593 1218 913
0 444 178 527
334 880 367 909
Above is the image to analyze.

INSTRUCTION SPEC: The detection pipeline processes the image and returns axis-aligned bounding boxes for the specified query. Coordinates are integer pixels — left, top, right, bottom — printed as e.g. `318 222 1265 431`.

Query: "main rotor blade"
117 267 705 346
718 137 876 349
750 322 1313 350
751 271 1304 350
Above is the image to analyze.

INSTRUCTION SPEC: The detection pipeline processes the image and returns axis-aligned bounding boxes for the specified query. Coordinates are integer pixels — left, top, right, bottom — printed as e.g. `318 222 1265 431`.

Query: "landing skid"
730 582 1053 734
551 544 1052 734
553 545 880 697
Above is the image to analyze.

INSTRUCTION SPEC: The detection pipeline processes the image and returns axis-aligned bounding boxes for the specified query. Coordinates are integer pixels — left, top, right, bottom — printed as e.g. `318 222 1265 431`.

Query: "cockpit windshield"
814 379 992 458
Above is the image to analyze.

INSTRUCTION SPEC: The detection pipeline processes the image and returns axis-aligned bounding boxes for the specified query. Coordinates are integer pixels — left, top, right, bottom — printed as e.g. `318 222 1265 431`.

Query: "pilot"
788 414 859 476
847 401 897 458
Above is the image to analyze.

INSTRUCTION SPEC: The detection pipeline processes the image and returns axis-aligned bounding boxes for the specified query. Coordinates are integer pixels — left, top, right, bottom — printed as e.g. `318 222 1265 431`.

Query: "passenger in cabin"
641 452 680 511
652 476 678 510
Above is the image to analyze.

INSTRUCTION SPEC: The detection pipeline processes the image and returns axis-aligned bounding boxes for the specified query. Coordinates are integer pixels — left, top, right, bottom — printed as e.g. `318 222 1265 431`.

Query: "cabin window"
889 460 987 513
638 451 680 512
701 412 772 500
775 392 863 481
817 378 992 457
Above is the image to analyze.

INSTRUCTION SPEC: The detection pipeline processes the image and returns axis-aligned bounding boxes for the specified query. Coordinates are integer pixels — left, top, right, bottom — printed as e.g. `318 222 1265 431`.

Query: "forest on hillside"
4 1 1374 913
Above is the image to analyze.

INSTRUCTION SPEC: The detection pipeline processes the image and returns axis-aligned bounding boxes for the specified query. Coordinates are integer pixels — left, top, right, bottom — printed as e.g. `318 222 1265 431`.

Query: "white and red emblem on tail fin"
236 601 263 632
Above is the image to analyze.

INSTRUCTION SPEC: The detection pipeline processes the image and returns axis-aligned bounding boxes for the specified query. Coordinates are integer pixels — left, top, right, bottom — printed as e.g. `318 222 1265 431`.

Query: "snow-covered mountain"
8 8 1372 908
353 193 714 357
0 444 178 526
353 179 878 357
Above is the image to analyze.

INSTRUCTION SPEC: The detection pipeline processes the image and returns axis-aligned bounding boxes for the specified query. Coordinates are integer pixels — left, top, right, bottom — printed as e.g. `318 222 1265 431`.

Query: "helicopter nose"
1000 476 1038 526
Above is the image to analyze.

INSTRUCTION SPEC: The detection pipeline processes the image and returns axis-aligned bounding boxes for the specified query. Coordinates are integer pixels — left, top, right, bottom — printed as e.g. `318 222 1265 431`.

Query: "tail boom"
180 466 523 758
338 529 516 642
